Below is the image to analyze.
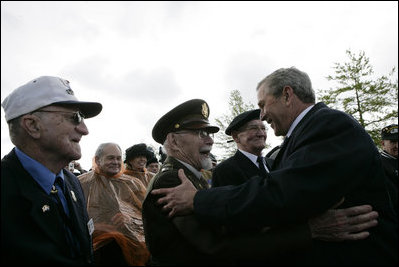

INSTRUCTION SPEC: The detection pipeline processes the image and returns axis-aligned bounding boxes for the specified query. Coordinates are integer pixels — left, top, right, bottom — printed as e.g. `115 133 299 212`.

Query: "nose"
205 135 214 145
76 121 89 135
259 109 266 121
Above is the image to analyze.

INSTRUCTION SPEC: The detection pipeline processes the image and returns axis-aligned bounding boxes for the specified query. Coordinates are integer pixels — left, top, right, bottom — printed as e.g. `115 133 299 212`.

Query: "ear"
94 156 101 166
232 132 240 143
166 133 179 149
282 86 294 104
20 114 42 139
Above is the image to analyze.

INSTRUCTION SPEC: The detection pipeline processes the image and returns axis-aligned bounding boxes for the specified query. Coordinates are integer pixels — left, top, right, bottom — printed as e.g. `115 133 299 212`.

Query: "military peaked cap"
225 109 261 136
152 99 219 144
381 124 398 140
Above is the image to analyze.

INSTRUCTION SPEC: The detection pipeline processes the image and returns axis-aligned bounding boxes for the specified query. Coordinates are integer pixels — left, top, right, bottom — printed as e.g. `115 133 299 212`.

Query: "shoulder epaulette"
160 163 174 173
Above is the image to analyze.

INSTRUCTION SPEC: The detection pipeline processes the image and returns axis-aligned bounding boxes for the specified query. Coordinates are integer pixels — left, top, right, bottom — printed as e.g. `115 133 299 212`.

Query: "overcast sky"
1 1 398 169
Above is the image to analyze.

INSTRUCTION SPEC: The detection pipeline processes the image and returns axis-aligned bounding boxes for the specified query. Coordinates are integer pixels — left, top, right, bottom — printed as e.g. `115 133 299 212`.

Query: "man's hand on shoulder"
151 169 198 218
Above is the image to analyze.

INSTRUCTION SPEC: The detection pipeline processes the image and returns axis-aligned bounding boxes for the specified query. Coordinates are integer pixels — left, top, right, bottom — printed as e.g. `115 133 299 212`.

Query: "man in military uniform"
142 99 380 266
380 124 398 211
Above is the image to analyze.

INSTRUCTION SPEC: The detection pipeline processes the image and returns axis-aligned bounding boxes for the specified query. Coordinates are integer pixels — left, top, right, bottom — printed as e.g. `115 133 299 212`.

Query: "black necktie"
257 156 268 178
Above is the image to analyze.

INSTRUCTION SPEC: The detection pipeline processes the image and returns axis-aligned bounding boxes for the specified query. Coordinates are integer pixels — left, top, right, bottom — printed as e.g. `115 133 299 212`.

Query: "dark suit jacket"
1 149 94 266
142 156 311 265
212 150 271 187
194 103 398 265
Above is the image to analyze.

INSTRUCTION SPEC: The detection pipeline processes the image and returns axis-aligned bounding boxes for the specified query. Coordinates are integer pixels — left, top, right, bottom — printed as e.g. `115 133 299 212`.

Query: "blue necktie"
52 177 70 216
51 177 80 257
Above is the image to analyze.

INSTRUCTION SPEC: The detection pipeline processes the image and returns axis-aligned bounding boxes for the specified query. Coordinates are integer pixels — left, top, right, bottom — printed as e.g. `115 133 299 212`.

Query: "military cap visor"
381 124 398 140
152 99 219 144
225 109 261 136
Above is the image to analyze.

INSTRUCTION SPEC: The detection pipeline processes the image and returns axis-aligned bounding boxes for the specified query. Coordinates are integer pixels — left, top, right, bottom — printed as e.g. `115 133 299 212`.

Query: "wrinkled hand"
309 204 378 241
111 212 131 228
151 169 198 218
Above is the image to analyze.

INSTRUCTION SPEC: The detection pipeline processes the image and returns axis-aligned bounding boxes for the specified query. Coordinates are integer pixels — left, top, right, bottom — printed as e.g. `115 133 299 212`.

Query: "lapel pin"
42 205 50 213
70 190 77 202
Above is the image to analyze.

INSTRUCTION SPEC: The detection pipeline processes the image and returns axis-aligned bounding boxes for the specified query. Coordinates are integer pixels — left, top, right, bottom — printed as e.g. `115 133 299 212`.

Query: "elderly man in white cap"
1 76 102 265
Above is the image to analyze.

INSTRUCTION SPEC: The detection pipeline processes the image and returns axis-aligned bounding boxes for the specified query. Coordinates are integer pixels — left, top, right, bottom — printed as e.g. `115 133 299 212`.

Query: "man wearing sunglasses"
1 76 102 265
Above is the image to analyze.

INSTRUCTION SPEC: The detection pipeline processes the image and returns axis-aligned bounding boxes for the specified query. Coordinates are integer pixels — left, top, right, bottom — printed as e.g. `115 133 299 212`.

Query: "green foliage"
213 90 256 161
319 49 398 145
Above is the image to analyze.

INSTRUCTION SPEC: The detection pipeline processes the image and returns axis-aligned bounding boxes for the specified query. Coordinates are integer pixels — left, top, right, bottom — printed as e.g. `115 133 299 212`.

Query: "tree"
319 49 398 145
213 90 256 161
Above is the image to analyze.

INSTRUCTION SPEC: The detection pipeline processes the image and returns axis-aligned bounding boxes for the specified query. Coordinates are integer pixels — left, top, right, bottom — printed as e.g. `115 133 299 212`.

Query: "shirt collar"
15 147 65 194
286 105 314 138
239 149 270 172
175 158 202 179
239 149 259 166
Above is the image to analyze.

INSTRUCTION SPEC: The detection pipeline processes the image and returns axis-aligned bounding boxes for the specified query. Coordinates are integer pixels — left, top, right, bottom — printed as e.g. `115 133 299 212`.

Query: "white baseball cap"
2 76 102 122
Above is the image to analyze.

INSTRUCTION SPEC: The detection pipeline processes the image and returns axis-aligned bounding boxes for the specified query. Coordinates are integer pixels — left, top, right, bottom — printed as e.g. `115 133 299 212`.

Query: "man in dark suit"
1 76 102 265
212 109 270 187
152 67 398 265
145 99 380 265
379 124 398 212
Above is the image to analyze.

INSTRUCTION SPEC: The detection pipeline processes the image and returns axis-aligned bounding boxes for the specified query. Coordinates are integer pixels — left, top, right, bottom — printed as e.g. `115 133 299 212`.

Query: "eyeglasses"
175 129 214 139
33 110 85 125
241 125 267 133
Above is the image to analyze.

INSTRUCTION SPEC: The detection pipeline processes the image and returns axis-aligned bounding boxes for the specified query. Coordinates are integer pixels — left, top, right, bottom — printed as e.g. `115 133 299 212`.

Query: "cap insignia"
66 89 74 95
174 123 180 129
202 103 209 119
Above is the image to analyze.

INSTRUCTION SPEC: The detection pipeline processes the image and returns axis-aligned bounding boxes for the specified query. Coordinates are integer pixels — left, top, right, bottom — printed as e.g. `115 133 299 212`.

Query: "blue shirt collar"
15 147 65 195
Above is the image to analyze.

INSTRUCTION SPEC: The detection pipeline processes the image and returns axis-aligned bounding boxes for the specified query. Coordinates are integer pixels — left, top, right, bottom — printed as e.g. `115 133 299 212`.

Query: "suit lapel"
15 164 67 248
63 171 91 254
271 103 326 170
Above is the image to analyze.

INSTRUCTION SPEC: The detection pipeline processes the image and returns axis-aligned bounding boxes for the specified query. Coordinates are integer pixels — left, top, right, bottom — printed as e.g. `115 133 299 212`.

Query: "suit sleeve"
173 214 311 261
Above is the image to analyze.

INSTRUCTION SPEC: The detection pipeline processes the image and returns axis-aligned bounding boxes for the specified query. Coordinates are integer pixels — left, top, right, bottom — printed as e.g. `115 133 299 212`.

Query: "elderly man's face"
257 84 291 137
96 144 122 176
382 139 398 158
31 105 89 163
173 130 214 171
233 119 267 156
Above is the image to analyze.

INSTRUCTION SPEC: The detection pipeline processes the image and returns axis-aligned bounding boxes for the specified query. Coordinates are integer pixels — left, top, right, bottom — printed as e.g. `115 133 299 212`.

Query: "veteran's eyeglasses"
175 129 214 139
33 110 85 125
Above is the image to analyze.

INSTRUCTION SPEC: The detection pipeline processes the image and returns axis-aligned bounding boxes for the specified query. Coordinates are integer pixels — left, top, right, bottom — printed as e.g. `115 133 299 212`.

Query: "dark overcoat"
194 102 398 265
212 150 272 187
1 149 94 266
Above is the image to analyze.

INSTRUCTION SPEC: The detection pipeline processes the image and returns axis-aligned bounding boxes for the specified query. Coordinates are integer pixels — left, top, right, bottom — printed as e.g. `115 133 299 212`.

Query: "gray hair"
95 142 122 158
256 67 315 104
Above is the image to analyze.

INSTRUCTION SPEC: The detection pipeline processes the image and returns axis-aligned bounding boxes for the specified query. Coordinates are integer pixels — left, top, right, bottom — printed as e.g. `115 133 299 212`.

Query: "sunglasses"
34 109 85 125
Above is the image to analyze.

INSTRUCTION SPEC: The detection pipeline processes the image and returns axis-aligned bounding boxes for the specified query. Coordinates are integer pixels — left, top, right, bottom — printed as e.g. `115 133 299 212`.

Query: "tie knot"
52 176 65 194
257 156 263 163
